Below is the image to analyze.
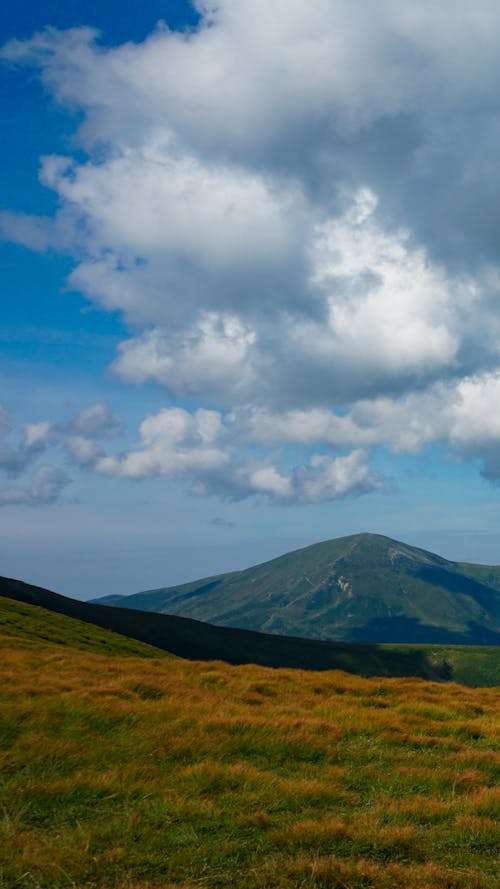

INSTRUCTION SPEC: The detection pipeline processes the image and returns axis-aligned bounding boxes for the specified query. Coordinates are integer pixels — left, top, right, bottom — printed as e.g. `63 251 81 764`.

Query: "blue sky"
2 1 500 599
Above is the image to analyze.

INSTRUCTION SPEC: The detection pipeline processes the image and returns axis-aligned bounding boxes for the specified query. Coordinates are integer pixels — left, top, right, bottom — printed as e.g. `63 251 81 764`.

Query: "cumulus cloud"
247 451 384 504
0 416 55 477
106 188 472 408
95 407 230 481
23 421 56 450
291 451 385 503
91 406 385 504
113 314 258 402
65 436 102 467
0 402 128 503
62 402 124 467
3 4 500 502
245 370 500 481
67 402 124 439
0 465 70 507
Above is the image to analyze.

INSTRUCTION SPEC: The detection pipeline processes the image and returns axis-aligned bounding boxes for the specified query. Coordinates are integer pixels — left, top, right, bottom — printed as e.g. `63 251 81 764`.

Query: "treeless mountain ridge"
93 533 500 645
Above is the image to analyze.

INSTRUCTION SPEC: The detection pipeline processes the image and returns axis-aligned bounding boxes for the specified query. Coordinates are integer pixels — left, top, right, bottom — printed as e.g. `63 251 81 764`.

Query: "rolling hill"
92 533 500 645
1 570 499 686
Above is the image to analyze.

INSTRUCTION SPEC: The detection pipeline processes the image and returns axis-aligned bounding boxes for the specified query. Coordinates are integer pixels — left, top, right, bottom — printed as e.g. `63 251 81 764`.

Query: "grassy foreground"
0 602 499 889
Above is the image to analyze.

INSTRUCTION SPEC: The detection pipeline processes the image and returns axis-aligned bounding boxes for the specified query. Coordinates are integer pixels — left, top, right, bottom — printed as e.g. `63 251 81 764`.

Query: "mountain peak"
91 533 500 645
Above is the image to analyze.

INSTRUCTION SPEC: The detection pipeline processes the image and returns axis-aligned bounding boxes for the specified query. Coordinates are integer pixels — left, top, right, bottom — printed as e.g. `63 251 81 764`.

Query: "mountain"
2 573 500 685
92 533 500 645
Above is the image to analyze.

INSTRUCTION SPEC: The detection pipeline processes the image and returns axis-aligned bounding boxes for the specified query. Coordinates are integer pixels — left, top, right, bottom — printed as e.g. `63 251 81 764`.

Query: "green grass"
0 598 499 889
380 643 500 687
0 595 167 658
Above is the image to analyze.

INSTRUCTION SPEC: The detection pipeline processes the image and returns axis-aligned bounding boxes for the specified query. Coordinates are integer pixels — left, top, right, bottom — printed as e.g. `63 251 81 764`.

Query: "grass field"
0 598 499 889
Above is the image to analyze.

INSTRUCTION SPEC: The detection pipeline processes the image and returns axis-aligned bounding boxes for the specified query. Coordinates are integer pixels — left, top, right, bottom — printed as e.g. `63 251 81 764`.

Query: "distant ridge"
92 533 500 645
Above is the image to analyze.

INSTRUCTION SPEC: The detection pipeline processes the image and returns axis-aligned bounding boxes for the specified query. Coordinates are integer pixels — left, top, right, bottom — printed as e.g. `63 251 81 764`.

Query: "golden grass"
0 636 499 889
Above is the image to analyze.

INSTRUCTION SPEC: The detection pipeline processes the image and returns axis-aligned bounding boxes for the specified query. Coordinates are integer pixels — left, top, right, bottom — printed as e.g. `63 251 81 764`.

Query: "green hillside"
93 533 500 645
0 595 166 658
1 575 499 686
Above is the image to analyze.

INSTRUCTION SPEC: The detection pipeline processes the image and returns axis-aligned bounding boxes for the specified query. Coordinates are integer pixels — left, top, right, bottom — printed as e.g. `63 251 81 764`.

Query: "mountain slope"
92 533 500 644
0 578 500 686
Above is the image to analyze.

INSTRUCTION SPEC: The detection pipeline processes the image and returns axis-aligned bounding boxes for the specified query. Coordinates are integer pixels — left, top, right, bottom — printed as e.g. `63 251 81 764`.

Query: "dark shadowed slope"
92 533 500 645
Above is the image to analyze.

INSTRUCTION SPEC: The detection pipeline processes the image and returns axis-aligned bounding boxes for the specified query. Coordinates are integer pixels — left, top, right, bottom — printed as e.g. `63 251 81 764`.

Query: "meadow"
0 597 499 889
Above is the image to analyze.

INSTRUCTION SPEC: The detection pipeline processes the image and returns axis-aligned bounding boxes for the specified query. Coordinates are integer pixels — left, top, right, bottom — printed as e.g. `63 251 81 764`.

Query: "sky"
3 1 500 599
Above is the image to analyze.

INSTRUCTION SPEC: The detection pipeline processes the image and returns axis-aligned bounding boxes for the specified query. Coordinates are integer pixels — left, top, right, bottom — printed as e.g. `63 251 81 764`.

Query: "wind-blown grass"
0 599 499 889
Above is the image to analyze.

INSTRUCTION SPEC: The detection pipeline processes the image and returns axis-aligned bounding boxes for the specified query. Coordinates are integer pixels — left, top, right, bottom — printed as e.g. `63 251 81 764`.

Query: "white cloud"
446 374 500 479
448 374 500 448
105 188 469 408
91 405 385 504
0 211 54 252
67 402 124 439
0 417 55 477
23 420 55 450
309 189 459 375
3 13 498 403
291 450 385 503
246 370 500 481
0 465 70 507
0 402 126 504
246 395 445 453
38 141 303 278
66 436 101 467
247 450 383 503
249 466 293 499
3 4 500 504
113 314 257 402
95 407 229 480
5 3 500 154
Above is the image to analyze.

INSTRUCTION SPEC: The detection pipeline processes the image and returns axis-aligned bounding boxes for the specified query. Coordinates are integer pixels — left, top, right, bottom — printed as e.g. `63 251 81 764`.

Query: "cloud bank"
3 1 500 503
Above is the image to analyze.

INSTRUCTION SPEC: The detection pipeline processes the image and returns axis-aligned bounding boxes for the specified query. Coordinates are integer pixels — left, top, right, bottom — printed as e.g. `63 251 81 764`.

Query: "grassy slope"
379 643 500 688
0 609 499 889
98 534 500 644
0 595 167 658
459 561 500 591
